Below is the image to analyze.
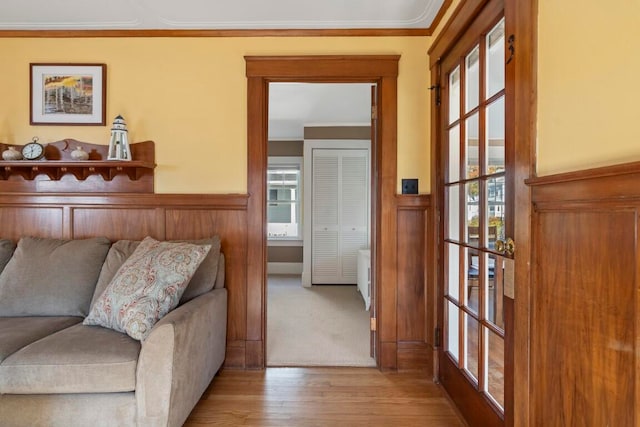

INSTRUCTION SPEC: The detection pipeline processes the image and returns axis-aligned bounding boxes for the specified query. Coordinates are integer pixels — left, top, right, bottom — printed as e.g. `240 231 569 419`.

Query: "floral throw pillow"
84 237 211 341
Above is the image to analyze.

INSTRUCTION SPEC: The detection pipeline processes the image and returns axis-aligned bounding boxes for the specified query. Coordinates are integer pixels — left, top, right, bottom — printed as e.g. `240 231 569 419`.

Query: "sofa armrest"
135 288 227 427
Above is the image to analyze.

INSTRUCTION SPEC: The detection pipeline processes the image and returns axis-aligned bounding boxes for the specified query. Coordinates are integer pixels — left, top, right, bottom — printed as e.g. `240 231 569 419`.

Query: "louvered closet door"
312 149 369 284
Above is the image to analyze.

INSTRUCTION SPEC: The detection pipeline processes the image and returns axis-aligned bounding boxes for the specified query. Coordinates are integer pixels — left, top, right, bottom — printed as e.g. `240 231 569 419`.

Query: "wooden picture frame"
30 63 106 126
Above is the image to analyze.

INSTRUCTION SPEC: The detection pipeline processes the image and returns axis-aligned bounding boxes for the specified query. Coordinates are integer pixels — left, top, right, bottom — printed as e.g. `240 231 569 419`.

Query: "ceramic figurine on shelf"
107 115 132 161
71 146 89 160
2 146 23 161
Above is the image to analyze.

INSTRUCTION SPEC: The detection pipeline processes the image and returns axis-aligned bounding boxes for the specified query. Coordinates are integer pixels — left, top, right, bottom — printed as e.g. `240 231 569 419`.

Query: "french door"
437 2 513 425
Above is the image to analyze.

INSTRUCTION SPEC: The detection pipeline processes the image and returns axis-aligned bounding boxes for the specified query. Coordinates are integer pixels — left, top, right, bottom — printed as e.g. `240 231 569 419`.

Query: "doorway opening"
266 82 374 366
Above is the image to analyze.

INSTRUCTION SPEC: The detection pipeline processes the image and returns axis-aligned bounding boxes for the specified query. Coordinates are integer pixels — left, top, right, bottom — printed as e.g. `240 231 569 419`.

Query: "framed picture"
30 63 106 126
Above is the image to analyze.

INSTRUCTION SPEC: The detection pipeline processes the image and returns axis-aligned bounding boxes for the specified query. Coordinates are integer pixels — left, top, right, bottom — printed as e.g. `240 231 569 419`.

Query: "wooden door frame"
428 0 537 425
245 55 400 369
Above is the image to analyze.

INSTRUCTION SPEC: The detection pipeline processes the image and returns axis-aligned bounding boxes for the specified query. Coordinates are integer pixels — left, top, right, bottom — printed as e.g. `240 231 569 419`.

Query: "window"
267 157 302 240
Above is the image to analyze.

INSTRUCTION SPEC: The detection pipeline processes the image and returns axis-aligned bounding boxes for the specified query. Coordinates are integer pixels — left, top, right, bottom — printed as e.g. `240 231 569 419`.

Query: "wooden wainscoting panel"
0 207 64 240
397 341 432 372
396 199 427 342
396 194 431 372
72 208 160 240
0 193 250 369
165 208 248 348
527 162 640 426
531 209 635 426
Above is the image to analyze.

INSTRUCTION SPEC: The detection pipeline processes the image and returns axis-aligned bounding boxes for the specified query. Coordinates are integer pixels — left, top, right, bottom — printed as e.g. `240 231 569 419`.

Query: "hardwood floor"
185 367 466 426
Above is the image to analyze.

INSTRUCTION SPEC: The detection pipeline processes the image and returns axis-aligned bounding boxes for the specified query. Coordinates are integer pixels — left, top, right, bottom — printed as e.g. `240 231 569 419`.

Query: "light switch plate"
401 178 418 194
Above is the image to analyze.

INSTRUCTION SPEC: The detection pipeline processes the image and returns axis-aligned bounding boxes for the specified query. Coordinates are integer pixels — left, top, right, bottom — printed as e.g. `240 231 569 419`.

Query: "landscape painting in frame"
30 63 106 125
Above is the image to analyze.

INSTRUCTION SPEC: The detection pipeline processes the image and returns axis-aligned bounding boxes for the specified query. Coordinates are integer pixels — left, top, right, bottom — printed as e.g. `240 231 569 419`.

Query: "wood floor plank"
185 368 466 426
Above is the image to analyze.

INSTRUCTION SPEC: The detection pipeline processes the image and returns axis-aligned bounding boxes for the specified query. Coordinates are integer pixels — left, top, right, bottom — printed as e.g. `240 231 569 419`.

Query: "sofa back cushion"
0 239 16 274
0 236 111 317
90 236 222 309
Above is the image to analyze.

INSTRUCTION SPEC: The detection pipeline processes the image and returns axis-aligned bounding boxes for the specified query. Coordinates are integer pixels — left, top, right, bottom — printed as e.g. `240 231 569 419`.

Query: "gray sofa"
0 236 227 427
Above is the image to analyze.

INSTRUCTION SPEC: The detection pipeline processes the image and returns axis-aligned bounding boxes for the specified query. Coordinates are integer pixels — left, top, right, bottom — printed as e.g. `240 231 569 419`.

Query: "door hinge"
371 105 378 120
370 317 377 332
434 326 441 348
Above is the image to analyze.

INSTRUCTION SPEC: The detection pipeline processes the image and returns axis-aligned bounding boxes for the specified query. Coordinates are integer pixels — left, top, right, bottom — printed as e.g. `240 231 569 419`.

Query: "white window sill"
267 239 303 247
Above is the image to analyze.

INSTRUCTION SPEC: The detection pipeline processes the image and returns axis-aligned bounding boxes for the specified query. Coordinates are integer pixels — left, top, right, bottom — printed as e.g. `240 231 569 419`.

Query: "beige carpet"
267 274 376 367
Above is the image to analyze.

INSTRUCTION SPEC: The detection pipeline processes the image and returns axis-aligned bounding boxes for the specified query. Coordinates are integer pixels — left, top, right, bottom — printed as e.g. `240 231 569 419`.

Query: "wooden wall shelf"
0 160 154 181
0 139 156 193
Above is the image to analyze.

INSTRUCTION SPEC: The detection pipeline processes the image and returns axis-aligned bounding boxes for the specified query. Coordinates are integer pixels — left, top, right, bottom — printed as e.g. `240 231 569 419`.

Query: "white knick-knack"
71 146 89 161
107 115 132 161
2 146 23 161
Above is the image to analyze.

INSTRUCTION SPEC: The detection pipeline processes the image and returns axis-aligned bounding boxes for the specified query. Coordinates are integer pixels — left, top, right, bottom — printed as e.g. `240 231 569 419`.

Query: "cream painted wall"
538 1 640 175
0 36 431 193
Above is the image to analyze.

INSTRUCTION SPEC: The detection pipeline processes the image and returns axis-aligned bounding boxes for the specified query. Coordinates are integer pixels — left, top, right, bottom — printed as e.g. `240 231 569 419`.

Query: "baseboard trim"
267 262 303 275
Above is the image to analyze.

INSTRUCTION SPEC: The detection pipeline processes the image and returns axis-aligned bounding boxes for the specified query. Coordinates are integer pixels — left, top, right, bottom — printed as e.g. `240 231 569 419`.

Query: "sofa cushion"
181 236 221 302
90 236 221 310
0 239 16 274
0 323 140 394
90 239 140 309
0 316 82 363
0 236 111 317
84 237 211 340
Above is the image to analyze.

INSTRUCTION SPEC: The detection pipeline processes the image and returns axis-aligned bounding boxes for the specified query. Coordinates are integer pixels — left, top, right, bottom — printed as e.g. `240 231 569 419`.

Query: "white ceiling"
0 0 445 30
269 83 372 140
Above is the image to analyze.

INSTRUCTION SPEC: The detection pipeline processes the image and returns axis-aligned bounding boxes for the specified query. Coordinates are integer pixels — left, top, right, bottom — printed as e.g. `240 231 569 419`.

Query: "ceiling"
0 0 445 30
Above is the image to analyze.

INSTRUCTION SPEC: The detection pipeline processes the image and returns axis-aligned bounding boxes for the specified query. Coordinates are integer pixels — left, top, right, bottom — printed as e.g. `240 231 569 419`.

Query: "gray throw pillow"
90 236 221 310
0 239 16 274
0 236 111 317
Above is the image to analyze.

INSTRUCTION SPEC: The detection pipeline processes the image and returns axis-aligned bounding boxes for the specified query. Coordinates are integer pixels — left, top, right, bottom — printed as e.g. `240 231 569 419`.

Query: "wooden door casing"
247 56 434 371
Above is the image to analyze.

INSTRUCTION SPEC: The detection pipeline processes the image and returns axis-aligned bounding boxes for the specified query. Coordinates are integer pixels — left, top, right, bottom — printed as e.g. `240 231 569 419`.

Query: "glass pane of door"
447 301 460 361
465 46 480 113
486 97 505 175
486 20 505 99
485 327 505 408
466 113 479 179
449 67 461 124
465 313 479 382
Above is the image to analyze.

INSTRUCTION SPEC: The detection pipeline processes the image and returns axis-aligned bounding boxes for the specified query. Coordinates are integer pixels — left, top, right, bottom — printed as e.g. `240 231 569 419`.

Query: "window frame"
266 156 303 242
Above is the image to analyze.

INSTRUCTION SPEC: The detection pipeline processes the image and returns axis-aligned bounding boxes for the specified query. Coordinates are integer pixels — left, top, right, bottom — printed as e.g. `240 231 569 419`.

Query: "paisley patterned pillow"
84 236 211 340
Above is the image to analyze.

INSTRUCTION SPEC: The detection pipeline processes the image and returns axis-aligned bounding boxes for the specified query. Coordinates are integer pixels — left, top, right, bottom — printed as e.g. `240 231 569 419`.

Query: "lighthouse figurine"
107 115 131 161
